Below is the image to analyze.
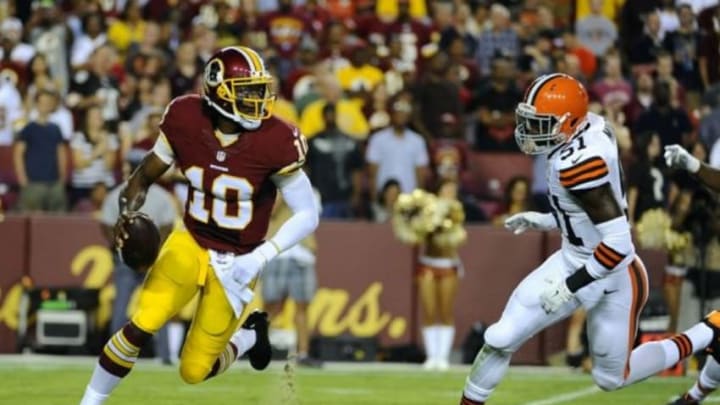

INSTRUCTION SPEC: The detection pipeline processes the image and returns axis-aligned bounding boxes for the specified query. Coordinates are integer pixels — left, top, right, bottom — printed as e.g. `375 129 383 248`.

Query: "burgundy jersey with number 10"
159 94 306 254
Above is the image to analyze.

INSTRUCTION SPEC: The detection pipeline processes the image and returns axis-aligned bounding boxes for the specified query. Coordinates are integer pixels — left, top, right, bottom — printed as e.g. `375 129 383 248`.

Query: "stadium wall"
0 215 667 364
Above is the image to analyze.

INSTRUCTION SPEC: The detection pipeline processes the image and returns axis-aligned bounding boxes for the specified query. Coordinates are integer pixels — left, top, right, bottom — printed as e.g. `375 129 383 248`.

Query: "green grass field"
0 355 715 405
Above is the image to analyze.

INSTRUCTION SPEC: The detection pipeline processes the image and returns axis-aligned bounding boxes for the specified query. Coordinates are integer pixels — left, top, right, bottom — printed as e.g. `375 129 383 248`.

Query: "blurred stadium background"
1 0 720 403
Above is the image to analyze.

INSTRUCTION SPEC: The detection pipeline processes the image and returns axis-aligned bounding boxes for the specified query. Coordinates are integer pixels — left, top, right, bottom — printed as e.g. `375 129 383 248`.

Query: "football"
119 212 161 272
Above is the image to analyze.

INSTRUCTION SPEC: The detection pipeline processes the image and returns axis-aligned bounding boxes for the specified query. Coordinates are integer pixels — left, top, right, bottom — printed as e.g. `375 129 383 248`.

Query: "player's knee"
179 361 210 385
591 368 624 391
484 322 518 352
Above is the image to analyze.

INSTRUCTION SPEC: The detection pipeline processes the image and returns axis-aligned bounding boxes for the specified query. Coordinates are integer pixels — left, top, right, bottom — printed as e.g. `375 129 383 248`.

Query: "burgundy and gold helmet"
202 46 275 129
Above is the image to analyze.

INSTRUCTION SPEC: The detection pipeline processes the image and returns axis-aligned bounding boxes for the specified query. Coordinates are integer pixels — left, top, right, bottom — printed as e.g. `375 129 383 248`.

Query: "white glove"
539 275 574 314
230 250 267 285
504 211 557 235
209 250 256 317
664 144 700 173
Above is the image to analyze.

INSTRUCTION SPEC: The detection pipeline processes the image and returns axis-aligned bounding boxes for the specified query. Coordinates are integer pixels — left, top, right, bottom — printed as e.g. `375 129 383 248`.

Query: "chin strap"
204 96 262 130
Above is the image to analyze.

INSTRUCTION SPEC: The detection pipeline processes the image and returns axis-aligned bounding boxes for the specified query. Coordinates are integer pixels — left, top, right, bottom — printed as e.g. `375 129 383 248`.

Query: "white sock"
230 328 257 359
625 324 713 386
464 345 512 402
79 366 119 405
684 322 714 350
688 357 720 400
79 385 110 405
625 340 678 385
437 325 455 363
168 322 185 363
422 326 437 361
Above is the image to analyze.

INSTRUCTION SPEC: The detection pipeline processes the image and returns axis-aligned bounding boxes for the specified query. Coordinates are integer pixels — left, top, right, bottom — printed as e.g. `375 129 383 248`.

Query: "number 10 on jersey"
185 166 254 230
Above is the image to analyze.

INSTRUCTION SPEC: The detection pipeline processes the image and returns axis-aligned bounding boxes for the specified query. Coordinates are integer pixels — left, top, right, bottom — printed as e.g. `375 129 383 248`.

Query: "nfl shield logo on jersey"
216 150 226 162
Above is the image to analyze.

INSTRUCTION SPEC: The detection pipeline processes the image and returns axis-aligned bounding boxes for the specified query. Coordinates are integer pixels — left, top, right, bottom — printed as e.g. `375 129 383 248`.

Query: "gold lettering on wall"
1 247 408 342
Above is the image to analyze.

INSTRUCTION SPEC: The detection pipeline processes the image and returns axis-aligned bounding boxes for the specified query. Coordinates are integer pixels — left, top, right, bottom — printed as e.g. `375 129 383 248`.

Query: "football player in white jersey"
460 73 720 405
664 144 720 404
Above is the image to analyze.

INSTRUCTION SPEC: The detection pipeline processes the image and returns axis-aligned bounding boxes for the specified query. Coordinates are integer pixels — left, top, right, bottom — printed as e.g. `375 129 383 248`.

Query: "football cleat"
242 310 272 370
703 311 720 362
667 393 698 405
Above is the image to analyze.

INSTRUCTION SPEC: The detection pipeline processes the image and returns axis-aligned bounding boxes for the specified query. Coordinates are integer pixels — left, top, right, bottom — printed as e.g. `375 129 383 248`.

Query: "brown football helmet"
202 46 275 129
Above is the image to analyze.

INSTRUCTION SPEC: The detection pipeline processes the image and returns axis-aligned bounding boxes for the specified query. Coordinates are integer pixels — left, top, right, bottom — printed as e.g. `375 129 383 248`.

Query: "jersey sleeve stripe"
559 157 606 178
593 249 616 269
276 159 304 175
598 243 624 262
593 243 626 269
559 167 609 188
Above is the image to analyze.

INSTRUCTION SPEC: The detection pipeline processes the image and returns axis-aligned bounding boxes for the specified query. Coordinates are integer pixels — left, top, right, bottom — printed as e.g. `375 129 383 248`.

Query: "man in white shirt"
575 0 618 56
366 97 429 199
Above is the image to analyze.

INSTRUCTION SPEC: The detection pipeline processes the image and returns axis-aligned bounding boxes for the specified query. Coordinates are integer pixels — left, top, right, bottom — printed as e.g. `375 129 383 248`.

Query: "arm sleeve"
267 170 320 252
584 216 635 279
152 132 175 165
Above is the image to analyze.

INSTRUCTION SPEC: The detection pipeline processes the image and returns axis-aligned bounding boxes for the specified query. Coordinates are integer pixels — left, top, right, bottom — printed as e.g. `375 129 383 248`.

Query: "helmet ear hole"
569 117 578 127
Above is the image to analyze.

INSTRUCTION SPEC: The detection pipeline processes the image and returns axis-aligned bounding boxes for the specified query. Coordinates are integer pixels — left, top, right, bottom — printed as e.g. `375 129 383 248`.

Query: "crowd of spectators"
1 0 720 233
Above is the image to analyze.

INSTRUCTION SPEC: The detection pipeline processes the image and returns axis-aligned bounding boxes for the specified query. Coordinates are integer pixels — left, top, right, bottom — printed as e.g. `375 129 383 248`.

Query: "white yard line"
524 386 601 405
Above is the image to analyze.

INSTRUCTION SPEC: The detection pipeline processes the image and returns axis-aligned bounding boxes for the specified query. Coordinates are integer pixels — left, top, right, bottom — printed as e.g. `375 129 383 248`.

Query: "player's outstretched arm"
269 170 320 253
119 153 170 213
566 183 630 291
694 163 720 192
539 182 630 314
115 152 170 248
665 144 720 191
227 170 320 292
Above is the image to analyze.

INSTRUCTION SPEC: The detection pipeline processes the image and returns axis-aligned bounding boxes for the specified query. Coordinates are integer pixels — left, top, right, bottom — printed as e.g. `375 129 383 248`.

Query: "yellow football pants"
130 228 244 384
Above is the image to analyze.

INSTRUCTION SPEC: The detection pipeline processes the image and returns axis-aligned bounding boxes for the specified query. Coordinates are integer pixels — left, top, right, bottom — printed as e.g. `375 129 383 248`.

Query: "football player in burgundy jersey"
80 46 319 405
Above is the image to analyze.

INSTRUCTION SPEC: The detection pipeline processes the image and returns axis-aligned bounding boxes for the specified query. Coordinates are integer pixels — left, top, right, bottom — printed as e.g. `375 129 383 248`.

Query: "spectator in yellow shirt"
335 43 384 98
300 74 370 140
107 1 147 55
376 0 428 21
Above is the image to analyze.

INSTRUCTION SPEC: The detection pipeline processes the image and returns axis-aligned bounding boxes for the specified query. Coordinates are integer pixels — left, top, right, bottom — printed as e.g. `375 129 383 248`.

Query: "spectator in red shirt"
429 113 468 184
625 72 655 124
258 0 308 77
294 0 331 37
590 52 633 112
383 0 435 66
560 30 597 79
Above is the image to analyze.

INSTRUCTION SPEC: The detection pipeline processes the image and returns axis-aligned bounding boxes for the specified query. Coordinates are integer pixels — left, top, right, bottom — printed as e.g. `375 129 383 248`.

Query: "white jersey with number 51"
546 112 631 269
